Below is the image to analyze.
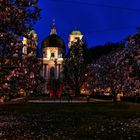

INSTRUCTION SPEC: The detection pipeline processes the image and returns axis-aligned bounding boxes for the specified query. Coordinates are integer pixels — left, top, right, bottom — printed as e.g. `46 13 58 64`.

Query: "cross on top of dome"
50 19 57 35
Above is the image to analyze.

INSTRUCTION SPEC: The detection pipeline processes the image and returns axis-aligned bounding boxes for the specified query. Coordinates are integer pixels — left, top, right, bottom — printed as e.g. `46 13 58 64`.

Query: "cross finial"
52 19 55 26
50 19 57 35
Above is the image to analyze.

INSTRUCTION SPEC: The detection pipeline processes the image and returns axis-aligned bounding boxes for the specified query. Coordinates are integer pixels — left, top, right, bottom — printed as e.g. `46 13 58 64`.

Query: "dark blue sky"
34 0 140 48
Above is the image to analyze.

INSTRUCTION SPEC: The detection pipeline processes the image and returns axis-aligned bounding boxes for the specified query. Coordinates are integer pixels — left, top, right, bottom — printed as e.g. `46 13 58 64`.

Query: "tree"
63 39 89 97
0 0 40 99
123 32 140 96
88 32 140 102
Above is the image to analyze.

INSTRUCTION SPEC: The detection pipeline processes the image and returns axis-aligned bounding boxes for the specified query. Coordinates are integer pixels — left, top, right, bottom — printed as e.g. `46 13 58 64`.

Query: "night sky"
34 0 140 48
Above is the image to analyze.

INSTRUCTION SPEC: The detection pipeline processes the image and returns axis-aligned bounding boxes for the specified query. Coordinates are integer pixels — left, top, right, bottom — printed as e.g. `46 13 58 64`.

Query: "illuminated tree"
0 0 40 99
88 32 140 102
90 55 126 102
124 32 140 95
63 39 88 97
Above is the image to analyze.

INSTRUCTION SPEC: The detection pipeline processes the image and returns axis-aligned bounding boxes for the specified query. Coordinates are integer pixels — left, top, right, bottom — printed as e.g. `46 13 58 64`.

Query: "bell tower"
68 30 83 48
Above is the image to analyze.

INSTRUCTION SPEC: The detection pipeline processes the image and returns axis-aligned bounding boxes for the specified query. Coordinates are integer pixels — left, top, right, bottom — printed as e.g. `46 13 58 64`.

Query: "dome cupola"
41 22 65 49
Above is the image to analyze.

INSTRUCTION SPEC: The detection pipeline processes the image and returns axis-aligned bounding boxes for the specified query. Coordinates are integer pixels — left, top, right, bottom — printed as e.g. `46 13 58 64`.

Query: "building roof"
71 30 82 35
41 34 65 49
29 30 36 35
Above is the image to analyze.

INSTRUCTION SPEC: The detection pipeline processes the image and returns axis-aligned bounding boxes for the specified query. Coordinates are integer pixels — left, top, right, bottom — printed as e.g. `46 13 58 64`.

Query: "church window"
58 50 62 58
51 53 55 57
50 53 55 60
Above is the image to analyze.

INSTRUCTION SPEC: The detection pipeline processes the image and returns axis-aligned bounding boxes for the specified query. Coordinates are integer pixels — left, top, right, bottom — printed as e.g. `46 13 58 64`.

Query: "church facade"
41 23 65 95
22 22 83 96
41 23 83 96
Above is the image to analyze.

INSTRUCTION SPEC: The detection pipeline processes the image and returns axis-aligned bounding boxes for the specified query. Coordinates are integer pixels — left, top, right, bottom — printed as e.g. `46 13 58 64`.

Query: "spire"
53 19 55 26
50 19 57 35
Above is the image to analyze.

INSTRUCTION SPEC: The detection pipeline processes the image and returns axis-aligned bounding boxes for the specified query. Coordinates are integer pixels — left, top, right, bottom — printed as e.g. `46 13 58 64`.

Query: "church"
23 22 83 96
41 23 83 96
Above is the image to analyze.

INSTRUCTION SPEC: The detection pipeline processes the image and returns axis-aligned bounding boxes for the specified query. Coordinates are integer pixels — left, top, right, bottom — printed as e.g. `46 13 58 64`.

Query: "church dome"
71 30 82 35
41 34 65 49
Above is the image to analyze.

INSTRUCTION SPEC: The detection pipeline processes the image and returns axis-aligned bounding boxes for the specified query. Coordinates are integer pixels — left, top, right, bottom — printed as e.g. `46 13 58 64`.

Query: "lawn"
0 102 140 140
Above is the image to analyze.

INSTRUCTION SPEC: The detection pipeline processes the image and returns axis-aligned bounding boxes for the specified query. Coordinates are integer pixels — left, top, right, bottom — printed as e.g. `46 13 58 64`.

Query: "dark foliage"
88 42 125 61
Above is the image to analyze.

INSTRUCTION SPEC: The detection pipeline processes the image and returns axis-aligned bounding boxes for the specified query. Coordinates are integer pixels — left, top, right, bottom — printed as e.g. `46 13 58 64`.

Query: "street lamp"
54 58 58 79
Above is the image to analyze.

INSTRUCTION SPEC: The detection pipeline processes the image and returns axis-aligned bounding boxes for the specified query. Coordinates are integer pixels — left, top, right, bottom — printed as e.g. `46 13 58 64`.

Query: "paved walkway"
28 99 88 103
0 97 113 104
28 98 113 103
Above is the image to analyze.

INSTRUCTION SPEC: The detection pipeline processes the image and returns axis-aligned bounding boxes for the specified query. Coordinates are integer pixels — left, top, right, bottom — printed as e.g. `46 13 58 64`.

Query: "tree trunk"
75 86 80 97
112 89 117 102
113 94 117 102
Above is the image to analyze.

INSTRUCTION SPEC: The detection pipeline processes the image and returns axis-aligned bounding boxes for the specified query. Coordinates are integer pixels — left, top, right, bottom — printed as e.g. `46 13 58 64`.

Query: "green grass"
0 102 140 140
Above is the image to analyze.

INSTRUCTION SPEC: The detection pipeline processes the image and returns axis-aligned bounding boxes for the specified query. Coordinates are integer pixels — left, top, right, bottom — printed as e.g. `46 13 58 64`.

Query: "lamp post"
52 58 58 97
54 58 58 79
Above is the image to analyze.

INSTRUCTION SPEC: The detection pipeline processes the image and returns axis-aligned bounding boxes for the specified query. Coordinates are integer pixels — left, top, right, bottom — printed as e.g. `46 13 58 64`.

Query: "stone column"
59 64 60 78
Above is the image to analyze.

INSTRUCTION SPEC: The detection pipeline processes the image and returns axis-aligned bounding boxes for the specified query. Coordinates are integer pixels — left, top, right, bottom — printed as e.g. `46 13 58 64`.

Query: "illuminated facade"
23 24 83 95
22 30 38 55
41 23 65 94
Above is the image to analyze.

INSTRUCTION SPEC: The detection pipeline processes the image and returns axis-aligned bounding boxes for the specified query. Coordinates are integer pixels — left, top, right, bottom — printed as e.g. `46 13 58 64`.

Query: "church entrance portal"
47 79 63 97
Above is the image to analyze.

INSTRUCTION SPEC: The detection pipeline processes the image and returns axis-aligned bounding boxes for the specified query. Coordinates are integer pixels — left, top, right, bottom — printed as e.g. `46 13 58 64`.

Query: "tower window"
58 50 62 58
75 37 80 40
50 53 55 60
51 53 55 58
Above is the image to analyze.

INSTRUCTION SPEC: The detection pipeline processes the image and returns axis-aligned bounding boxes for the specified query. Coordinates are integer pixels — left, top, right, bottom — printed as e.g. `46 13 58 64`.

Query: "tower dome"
71 30 82 35
42 34 65 49
41 23 65 49
68 30 83 48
